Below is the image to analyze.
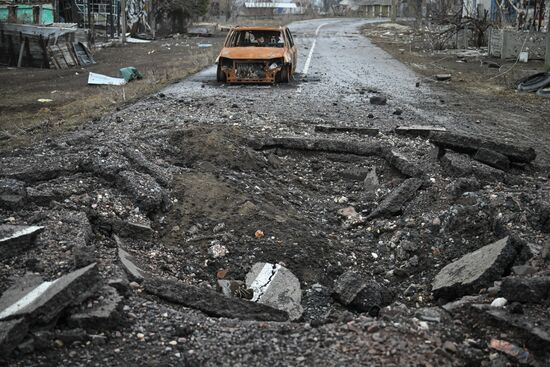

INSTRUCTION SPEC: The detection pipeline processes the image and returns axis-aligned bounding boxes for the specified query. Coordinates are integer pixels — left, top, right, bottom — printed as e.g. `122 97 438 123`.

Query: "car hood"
219 47 286 60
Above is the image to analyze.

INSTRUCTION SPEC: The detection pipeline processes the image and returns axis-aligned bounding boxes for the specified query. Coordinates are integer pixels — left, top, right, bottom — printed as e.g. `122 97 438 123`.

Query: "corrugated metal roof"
244 2 297 8
342 0 391 6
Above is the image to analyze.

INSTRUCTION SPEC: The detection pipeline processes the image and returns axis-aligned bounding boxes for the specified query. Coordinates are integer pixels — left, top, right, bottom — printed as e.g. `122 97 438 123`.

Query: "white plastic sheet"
88 72 127 86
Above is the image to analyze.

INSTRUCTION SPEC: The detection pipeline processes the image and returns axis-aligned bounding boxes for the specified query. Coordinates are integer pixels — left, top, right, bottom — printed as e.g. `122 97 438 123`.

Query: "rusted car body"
216 26 297 84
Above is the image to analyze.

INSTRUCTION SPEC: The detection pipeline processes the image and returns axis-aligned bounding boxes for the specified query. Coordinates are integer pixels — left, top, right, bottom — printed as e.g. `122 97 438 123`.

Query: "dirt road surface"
1 18 549 366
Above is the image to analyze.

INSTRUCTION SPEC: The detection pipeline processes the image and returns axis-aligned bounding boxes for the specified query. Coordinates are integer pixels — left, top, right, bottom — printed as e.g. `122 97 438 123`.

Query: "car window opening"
229 30 284 48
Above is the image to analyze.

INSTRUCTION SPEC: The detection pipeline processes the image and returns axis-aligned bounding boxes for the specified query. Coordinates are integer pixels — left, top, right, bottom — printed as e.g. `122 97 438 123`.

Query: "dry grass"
0 41 219 150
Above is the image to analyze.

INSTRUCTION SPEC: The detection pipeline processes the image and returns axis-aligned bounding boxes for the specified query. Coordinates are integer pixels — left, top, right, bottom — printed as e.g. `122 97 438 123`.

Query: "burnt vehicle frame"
216 26 298 84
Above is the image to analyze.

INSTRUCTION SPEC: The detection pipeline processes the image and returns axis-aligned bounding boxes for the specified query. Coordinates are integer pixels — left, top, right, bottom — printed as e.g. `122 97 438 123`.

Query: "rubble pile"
0 90 549 366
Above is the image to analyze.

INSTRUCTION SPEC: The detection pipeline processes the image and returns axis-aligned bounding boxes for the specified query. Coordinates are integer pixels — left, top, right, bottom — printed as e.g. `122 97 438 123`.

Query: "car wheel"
278 65 291 83
216 64 226 83
517 72 550 92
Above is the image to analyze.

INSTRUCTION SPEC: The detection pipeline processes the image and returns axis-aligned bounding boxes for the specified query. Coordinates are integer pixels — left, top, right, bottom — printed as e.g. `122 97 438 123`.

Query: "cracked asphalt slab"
1 18 550 367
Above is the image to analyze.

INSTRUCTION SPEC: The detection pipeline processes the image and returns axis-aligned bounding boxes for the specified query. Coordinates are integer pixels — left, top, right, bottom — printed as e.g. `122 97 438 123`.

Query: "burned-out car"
216 26 297 84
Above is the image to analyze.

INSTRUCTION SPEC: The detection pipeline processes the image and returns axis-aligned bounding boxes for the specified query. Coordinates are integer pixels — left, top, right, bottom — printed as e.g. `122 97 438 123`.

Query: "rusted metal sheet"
216 26 297 84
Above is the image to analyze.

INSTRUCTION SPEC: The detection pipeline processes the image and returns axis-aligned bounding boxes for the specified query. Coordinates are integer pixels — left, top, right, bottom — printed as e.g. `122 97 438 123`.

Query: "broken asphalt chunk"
473 148 510 171
0 263 100 324
143 276 288 322
367 178 423 220
116 237 146 283
432 236 522 300
0 317 29 356
0 178 27 209
499 276 550 304
0 154 82 183
117 170 169 214
251 136 423 178
314 125 379 137
68 285 123 330
440 151 505 182
333 271 393 316
369 96 387 105
245 262 303 321
0 225 44 260
333 271 367 305
382 149 424 178
483 308 550 353
395 125 446 138
430 131 536 163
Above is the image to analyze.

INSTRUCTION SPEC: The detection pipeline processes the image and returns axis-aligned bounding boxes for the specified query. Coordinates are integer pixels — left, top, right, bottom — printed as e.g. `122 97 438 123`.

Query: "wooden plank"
17 41 25 67
48 45 67 69
59 44 76 66
0 23 76 38
24 36 33 66
39 35 49 68
8 34 16 66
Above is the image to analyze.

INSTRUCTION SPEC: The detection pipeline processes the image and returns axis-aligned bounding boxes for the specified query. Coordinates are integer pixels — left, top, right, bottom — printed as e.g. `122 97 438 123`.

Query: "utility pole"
391 0 398 22
121 0 126 43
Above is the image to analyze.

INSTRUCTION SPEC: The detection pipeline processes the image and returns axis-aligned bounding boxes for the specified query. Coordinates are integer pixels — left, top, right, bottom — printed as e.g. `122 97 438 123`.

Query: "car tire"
277 65 291 83
517 72 550 92
216 64 226 83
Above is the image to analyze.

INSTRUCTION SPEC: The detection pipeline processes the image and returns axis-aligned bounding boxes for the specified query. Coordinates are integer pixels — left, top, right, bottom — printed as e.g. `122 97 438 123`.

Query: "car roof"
232 26 286 31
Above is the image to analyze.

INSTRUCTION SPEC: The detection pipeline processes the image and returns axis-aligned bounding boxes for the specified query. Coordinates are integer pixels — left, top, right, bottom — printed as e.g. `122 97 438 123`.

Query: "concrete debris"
68 286 123 330
432 236 522 300
208 242 229 258
473 148 510 171
499 276 550 304
0 263 100 324
430 131 536 163
395 125 447 138
314 125 379 137
245 262 303 321
367 178 423 219
143 276 288 321
0 225 44 260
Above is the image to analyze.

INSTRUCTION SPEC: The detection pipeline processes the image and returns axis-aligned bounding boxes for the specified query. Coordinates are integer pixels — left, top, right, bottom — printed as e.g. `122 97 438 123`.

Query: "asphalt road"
165 18 450 132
